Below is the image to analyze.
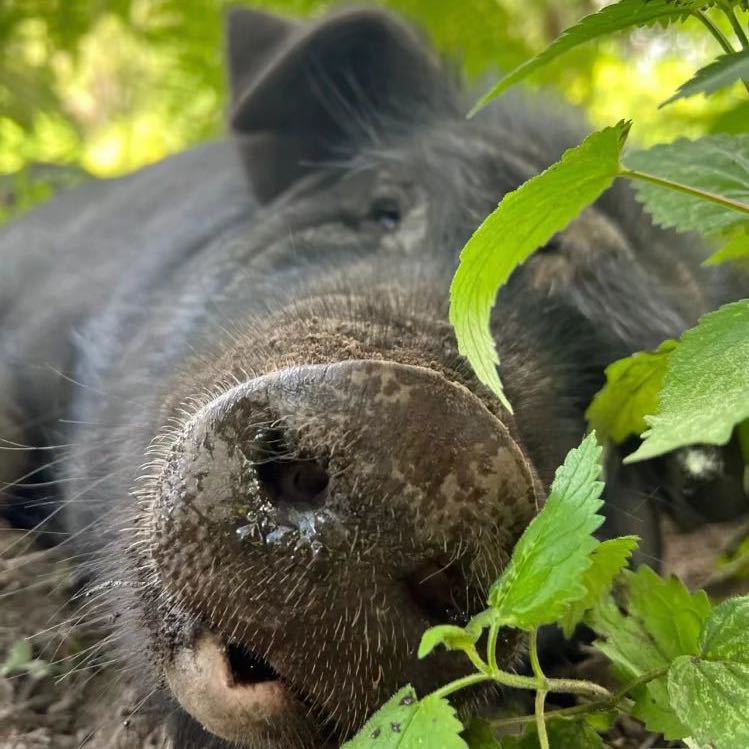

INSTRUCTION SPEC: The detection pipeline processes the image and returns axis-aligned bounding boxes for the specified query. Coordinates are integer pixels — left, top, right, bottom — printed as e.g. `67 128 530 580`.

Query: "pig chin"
135 359 540 746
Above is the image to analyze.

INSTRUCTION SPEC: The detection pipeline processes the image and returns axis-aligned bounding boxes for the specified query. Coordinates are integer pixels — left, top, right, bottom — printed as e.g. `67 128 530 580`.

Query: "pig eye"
369 196 402 231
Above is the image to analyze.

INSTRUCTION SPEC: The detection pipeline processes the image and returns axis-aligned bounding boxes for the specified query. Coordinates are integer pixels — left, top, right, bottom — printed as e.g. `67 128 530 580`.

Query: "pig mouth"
165 630 332 747
163 560 485 747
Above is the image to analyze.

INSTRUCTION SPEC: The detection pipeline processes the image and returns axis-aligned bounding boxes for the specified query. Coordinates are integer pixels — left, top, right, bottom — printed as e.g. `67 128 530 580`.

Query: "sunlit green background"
2 0 748 223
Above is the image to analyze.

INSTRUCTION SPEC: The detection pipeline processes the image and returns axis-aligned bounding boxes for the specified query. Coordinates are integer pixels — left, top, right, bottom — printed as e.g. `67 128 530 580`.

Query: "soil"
1 516 747 749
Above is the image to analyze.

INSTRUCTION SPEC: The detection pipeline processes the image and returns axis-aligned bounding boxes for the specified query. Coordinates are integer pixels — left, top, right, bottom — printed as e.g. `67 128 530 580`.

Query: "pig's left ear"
226 7 445 202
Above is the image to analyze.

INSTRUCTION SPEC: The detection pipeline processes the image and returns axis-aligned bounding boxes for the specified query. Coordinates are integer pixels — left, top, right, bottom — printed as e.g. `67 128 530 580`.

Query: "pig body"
1 7 745 748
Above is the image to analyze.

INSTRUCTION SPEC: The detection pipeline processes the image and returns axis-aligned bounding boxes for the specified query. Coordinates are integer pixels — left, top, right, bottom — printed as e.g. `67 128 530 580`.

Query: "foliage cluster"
2 0 749 222
344 435 749 748
350 1 749 746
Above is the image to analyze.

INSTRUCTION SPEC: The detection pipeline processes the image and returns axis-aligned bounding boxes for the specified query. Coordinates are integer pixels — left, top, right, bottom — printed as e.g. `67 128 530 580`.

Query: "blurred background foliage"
1 0 748 223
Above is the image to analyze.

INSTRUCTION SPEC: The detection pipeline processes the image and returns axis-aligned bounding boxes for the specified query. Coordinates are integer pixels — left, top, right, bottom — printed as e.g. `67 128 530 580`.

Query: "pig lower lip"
164 632 318 743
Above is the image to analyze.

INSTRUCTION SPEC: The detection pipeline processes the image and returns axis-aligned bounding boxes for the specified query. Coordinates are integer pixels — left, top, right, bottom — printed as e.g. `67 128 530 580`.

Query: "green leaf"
662 49 749 107
469 0 705 113
585 340 678 444
624 134 749 236
487 433 605 628
341 685 468 749
449 122 630 410
0 639 32 677
462 718 502 749
668 596 749 748
418 625 478 659
589 566 712 739
0 638 51 679
498 719 604 748
700 595 749 662
704 229 749 266
560 535 639 638
626 299 749 462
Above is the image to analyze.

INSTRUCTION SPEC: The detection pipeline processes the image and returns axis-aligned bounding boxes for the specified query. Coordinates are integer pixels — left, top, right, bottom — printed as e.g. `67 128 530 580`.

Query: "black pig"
0 7 745 748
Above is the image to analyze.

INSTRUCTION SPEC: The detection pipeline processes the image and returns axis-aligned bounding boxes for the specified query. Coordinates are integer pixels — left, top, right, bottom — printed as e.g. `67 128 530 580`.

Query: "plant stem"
528 628 544 683
488 666 670 730
692 8 749 96
535 688 550 749
529 630 550 749
692 9 736 54
487 620 500 673
428 659 613 702
465 644 490 675
720 1 749 49
431 672 493 699
429 634 671 718
619 167 749 217
544 676 612 700
490 700 614 730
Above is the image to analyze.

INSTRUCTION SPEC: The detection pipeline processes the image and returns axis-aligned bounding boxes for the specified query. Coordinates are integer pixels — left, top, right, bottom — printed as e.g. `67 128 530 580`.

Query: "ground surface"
1 516 747 749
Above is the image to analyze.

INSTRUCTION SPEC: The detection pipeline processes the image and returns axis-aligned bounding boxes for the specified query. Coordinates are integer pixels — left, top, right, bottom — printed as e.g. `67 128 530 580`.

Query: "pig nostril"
256 459 329 507
281 461 329 504
251 427 329 507
225 642 278 686
407 562 469 627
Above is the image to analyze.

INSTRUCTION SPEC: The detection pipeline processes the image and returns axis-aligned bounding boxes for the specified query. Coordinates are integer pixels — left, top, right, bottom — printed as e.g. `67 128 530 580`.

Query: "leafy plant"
452 1 749 411
600 300 749 463
354 1 749 746
451 122 749 408
344 435 749 748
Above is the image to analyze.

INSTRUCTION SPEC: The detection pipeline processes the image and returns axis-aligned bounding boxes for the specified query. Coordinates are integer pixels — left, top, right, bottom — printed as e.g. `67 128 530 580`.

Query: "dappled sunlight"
1 0 748 216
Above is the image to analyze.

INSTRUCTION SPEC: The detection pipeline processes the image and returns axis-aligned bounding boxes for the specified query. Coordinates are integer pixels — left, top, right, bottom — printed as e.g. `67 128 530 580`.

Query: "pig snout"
141 360 539 744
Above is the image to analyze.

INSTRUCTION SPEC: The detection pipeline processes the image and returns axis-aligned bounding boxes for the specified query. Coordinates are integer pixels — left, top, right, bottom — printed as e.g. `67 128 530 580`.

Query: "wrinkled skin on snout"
1 6 747 749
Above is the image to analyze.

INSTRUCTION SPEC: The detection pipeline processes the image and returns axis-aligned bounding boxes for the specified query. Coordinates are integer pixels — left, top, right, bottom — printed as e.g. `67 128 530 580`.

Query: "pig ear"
226 8 444 202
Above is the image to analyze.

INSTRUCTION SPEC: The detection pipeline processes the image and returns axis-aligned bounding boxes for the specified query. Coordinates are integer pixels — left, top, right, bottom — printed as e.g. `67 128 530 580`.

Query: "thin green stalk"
535 688 550 749
692 9 736 54
490 700 620 730
529 629 550 749
431 672 494 700
430 662 612 701
487 620 500 673
544 676 611 700
619 167 749 217
489 666 670 730
464 644 490 675
692 8 749 96
719 1 749 48
528 628 545 684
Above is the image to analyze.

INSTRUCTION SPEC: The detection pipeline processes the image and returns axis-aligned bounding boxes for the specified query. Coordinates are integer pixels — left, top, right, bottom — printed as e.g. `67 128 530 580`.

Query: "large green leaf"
668 597 749 748
487 433 605 628
586 340 677 444
342 686 467 749
449 122 630 410
589 566 712 739
662 49 749 107
624 134 749 236
627 300 749 462
470 0 711 113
